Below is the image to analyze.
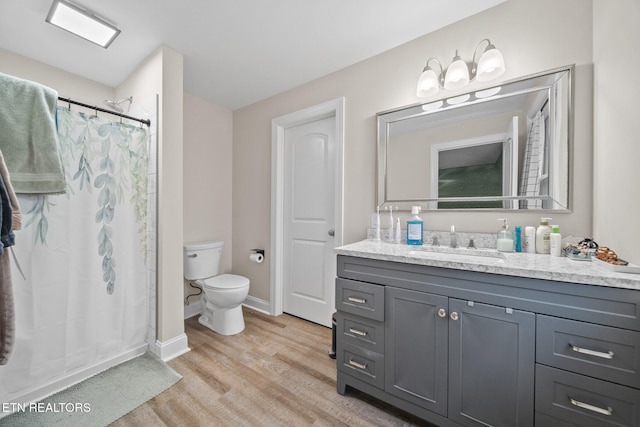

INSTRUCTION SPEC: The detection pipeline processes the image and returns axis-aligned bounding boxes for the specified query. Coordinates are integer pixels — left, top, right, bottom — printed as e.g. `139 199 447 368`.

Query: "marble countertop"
335 240 640 291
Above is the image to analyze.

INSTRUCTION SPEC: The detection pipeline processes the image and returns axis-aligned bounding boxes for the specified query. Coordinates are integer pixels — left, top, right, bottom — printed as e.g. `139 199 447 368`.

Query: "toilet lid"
202 274 250 290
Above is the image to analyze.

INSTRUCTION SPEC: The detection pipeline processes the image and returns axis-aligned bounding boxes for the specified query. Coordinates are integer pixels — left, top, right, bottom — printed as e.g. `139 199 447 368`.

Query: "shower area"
0 95 158 406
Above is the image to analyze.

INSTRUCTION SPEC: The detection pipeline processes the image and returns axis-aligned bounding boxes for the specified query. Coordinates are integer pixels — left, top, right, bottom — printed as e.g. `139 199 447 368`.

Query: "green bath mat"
0 352 182 426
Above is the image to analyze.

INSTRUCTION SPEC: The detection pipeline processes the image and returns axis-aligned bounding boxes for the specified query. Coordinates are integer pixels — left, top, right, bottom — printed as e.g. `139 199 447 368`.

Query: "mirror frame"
377 65 574 211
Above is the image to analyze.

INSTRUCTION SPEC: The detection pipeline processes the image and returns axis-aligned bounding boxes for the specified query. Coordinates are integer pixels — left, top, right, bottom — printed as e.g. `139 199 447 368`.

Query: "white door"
283 115 336 327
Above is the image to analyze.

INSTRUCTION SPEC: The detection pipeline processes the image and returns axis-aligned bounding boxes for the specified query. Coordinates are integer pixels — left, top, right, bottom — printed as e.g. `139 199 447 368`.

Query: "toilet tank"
183 240 224 280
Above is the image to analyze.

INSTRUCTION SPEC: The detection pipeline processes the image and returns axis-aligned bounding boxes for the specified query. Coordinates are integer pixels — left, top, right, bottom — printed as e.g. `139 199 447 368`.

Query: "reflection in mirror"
377 65 573 211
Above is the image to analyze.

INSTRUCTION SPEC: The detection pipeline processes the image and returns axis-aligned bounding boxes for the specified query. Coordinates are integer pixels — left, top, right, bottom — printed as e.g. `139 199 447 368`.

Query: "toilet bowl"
198 274 250 335
183 241 250 336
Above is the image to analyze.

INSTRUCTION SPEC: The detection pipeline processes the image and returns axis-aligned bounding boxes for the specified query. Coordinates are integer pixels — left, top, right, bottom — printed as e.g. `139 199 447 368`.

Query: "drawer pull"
348 359 368 370
349 328 368 337
347 296 367 304
569 397 613 416
570 344 614 360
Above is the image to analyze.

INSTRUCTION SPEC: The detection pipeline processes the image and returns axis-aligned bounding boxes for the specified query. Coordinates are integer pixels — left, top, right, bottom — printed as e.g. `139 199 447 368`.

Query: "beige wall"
593 0 640 264
233 0 595 303
156 47 185 343
183 92 233 303
0 48 114 111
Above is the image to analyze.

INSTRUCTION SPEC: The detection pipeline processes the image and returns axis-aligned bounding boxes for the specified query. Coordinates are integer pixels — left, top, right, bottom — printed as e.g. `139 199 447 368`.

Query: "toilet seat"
201 274 249 290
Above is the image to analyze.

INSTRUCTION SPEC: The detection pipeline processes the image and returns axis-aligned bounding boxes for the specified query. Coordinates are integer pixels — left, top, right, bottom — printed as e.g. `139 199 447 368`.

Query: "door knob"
437 308 447 318
328 229 335 236
450 312 459 321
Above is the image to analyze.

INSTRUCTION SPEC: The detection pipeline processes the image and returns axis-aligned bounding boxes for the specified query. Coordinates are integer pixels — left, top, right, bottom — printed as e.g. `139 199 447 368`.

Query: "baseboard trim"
242 295 272 315
0 344 148 414
153 333 190 362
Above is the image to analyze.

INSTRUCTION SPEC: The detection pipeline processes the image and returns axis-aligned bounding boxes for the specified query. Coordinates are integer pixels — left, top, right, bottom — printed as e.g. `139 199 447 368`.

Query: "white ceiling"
0 0 505 110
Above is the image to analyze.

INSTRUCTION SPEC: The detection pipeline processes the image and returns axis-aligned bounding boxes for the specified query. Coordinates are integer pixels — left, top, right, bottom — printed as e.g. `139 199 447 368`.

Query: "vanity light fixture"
416 39 505 98
46 0 121 48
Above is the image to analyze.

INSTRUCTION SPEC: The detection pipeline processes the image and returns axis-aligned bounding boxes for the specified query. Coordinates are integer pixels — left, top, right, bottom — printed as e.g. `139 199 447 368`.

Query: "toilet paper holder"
251 249 265 256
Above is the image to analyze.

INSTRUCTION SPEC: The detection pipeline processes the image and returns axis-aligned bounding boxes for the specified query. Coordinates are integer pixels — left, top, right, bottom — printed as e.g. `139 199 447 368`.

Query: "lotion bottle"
535 217 552 254
496 218 515 252
524 226 536 253
406 206 423 246
550 225 562 257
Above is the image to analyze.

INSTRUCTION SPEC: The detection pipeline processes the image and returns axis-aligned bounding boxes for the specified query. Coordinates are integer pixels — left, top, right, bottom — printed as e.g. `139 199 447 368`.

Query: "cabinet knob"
437 308 447 318
450 312 459 321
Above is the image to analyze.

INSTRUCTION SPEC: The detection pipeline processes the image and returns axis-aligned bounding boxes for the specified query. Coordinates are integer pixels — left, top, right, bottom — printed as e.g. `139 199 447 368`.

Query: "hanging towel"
0 173 15 365
0 149 21 230
0 72 66 195
0 173 15 253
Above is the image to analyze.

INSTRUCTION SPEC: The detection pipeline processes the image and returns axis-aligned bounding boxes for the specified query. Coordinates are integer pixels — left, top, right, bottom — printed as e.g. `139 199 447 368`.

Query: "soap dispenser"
496 218 515 252
406 206 423 246
536 217 552 254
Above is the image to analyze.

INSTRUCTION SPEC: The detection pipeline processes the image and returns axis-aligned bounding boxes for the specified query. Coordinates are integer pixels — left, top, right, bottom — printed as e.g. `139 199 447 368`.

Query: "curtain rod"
58 96 151 127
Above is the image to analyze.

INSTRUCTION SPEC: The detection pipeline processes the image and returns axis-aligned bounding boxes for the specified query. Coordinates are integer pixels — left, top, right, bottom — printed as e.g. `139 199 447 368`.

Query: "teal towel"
0 72 66 194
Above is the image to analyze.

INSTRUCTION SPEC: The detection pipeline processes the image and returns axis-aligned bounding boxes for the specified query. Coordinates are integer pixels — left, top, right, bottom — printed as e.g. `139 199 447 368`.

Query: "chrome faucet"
449 225 458 248
467 237 476 249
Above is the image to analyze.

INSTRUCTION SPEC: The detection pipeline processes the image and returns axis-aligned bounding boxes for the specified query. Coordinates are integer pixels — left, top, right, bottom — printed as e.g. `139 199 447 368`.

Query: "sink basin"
408 246 506 263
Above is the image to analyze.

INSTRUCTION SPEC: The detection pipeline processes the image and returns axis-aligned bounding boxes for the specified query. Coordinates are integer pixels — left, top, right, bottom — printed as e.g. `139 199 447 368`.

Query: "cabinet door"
448 299 535 427
385 286 449 416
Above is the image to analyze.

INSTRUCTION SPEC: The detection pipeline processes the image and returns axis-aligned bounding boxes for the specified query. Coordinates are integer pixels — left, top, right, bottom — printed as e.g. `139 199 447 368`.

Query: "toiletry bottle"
514 226 522 252
406 206 423 246
395 218 402 244
524 226 536 253
550 225 562 257
496 218 515 252
535 217 552 254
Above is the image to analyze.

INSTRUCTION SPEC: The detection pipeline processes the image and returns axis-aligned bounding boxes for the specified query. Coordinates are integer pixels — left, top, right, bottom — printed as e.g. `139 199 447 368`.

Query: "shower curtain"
0 107 150 402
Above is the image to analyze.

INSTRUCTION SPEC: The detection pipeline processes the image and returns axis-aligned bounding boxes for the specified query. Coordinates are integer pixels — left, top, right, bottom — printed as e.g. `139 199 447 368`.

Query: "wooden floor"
111 309 432 426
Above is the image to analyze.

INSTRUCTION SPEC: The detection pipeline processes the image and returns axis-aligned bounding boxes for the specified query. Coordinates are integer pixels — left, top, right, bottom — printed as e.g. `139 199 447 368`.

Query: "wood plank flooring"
111 309 432 426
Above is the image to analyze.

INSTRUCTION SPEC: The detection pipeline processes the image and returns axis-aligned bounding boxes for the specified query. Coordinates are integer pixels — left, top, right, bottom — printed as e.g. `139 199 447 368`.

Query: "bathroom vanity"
334 240 640 427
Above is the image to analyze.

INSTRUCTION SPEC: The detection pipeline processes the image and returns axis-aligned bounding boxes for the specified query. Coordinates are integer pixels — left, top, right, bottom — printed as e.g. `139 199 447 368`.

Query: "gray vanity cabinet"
385 287 448 415
384 288 535 426
335 254 640 427
447 299 535 426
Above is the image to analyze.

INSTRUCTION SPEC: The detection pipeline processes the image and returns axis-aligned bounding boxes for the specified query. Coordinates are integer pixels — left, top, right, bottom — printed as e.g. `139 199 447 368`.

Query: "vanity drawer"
336 341 384 389
536 364 640 427
537 315 640 389
336 312 384 354
336 278 384 321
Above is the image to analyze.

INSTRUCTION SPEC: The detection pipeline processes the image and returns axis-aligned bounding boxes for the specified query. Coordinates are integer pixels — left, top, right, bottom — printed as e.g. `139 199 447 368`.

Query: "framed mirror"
377 65 573 211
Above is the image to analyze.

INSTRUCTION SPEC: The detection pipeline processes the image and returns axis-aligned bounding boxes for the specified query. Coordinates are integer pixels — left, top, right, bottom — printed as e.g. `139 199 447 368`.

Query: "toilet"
183 240 250 335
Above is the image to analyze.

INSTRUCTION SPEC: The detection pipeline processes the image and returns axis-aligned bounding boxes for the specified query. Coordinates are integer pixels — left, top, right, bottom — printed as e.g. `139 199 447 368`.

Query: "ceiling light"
46 0 120 48
416 39 505 98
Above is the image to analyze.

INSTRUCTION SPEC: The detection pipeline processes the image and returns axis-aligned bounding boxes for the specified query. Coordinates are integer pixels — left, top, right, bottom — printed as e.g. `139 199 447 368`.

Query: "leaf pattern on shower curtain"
24 107 149 294
23 195 54 245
